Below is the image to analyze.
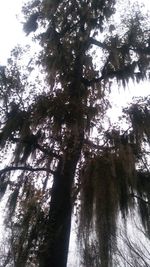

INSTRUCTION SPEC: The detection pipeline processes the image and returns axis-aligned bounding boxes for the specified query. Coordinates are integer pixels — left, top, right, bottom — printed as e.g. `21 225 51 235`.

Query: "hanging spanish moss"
78 99 150 266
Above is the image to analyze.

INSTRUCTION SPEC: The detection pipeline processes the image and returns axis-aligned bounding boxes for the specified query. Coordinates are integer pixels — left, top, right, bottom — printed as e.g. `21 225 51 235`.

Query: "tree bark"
39 133 84 267
39 50 85 267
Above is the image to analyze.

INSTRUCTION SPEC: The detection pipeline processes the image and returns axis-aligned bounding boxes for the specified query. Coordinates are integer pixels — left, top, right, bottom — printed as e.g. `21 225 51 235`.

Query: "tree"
0 0 150 266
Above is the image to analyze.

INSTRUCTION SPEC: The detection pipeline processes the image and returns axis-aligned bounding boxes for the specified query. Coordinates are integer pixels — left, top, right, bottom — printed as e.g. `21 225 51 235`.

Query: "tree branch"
10 135 60 160
89 37 107 49
81 76 103 86
84 138 107 150
82 61 137 86
129 193 149 204
36 143 60 159
0 165 55 176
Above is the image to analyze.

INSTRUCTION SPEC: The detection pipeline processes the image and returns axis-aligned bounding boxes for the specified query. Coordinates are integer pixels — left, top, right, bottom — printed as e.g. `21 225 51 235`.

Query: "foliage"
0 0 150 266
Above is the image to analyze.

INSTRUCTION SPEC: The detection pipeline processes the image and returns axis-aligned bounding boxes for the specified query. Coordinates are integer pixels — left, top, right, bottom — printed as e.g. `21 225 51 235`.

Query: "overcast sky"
0 0 27 64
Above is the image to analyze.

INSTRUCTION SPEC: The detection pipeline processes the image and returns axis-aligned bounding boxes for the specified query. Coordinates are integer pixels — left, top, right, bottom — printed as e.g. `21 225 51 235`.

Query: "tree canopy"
0 0 150 266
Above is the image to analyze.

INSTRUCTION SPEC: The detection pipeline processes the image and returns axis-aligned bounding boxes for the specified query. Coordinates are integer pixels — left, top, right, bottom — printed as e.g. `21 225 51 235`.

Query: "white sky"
0 0 27 64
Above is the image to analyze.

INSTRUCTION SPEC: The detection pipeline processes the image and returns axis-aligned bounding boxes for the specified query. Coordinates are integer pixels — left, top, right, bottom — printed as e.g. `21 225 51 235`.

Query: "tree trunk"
39 51 85 267
39 133 84 267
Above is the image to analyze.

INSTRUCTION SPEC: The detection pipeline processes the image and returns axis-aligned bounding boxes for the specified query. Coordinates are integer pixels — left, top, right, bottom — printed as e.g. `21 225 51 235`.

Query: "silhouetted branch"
84 138 106 149
89 37 107 49
36 143 60 159
0 165 55 176
82 61 137 86
130 193 149 204
9 135 60 159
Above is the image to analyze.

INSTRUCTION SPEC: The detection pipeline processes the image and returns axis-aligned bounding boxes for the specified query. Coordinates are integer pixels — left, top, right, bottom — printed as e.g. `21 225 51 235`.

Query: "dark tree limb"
84 138 108 150
130 193 149 204
36 143 60 159
89 37 108 49
10 135 60 160
0 165 55 176
82 61 138 86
